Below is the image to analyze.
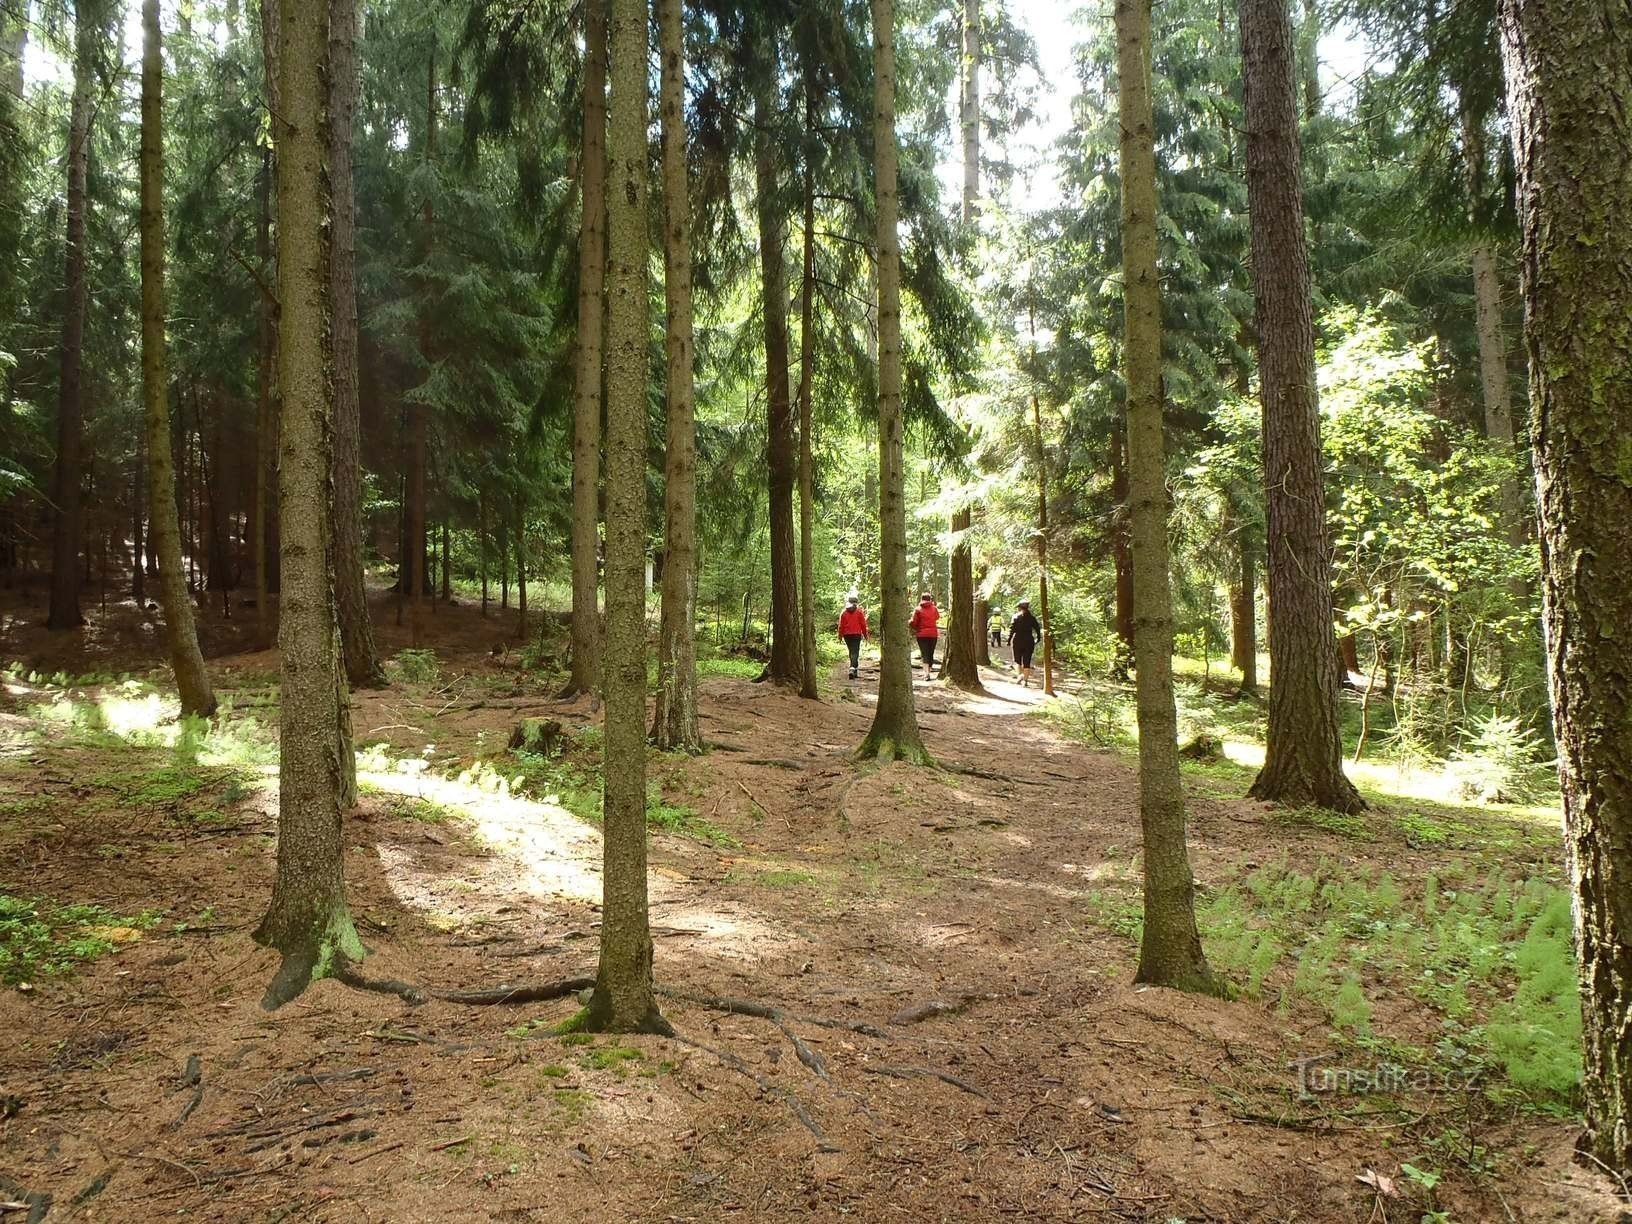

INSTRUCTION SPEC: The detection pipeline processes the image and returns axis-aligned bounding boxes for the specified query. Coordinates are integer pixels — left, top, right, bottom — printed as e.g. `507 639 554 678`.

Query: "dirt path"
0 594 1619 1222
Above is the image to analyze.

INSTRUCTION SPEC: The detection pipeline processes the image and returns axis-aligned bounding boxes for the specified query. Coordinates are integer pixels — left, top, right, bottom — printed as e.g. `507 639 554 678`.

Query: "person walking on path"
1010 600 1042 688
989 608 1005 651
838 595 869 680
910 592 941 680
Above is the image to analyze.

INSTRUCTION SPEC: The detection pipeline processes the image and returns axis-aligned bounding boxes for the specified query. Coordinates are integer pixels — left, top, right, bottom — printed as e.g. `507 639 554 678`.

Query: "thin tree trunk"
441 519 450 601
132 435 146 603
1111 422 1135 674
859 0 926 764
479 491 489 616
1499 0 1632 1176
1119 0 1219 995
585 0 666 1036
1232 513 1259 693
1240 0 1362 813
515 499 528 638
944 0 984 694
755 71 801 688
48 2 98 630
206 388 231 604
652 0 701 750
567 0 608 696
254 2 278 649
796 73 820 701
407 49 436 648
254 0 364 1010
1026 299 1055 696
332 0 385 688
141 1 215 717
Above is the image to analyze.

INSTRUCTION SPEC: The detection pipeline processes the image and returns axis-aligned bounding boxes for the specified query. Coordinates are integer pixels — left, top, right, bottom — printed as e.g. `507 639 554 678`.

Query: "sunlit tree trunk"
1500 0 1632 1175
1239 0 1362 813
331 0 385 688
48 1 100 630
140 0 215 719
755 66 801 688
858 0 927 764
1118 0 1220 995
585 0 667 1035
652 0 701 747
568 0 607 696
255 0 363 1010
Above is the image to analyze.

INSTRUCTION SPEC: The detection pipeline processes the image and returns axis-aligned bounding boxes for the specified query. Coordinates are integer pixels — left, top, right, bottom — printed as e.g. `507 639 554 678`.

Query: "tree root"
940 762 1050 787
659 987 895 1042
861 1064 992 1101
334 961 594 1008
669 1034 837 1151
891 987 1037 1025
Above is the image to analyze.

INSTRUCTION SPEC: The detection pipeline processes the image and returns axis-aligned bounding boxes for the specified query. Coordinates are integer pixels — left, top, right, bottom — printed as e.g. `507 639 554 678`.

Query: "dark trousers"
917 636 938 668
844 634 863 671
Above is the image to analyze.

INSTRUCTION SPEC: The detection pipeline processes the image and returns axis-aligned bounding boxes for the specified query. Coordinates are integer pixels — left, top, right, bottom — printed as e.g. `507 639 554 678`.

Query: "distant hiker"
1010 600 1042 688
838 594 869 680
988 608 1005 649
910 592 941 679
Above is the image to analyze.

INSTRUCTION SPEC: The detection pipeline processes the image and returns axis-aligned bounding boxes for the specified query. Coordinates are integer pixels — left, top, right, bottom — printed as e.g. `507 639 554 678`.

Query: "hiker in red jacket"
910 593 941 679
837 595 869 680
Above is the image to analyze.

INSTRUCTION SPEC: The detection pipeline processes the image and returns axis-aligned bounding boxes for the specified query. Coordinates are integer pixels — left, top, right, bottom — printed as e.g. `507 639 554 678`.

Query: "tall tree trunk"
206 389 232 603
255 0 364 1010
331 0 385 688
1500 0 1632 1176
567 0 608 696
754 71 801 688
140 0 215 718
407 49 436 648
943 0 984 693
1231 511 1259 693
1120 0 1219 996
859 0 926 764
652 0 701 750
1239 0 1362 813
48 2 98 631
584 0 666 1036
795 74 820 701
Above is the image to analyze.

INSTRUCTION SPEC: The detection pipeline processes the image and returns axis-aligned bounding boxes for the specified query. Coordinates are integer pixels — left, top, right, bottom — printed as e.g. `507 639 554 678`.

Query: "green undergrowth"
0 894 162 986
1088 857 1581 1107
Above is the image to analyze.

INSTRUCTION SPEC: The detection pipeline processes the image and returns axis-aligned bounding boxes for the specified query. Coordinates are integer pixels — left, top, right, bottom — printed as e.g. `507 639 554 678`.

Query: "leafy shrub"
1447 713 1553 805
1486 893 1582 1103
394 648 441 685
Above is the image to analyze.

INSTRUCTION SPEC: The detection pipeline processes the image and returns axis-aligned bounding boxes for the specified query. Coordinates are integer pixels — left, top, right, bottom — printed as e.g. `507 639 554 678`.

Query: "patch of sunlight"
1059 860 1136 883
95 689 174 741
360 766 606 904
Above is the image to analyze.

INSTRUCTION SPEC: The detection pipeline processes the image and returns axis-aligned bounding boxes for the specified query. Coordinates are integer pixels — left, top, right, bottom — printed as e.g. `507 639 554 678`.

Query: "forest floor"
0 585 1622 1223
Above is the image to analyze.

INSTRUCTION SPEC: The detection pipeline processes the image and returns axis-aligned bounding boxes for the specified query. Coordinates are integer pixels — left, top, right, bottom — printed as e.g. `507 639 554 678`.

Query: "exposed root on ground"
334 961 595 1007
891 987 1038 1025
659 987 896 1041
669 1034 835 1150
861 1064 992 1100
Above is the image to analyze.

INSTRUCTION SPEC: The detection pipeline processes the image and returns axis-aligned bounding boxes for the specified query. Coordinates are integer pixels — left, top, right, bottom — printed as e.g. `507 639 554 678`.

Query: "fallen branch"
334 961 594 1008
861 1064 992 1101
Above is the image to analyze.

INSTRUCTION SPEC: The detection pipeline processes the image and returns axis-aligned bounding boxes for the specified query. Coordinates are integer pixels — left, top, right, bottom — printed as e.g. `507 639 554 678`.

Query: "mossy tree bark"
652 0 701 749
1117 0 1221 996
1499 0 1632 1174
1239 0 1362 813
754 64 801 690
48 0 99 631
140 0 215 719
567 0 607 696
254 0 363 1011
858 0 927 765
585 0 667 1035
330 0 385 690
